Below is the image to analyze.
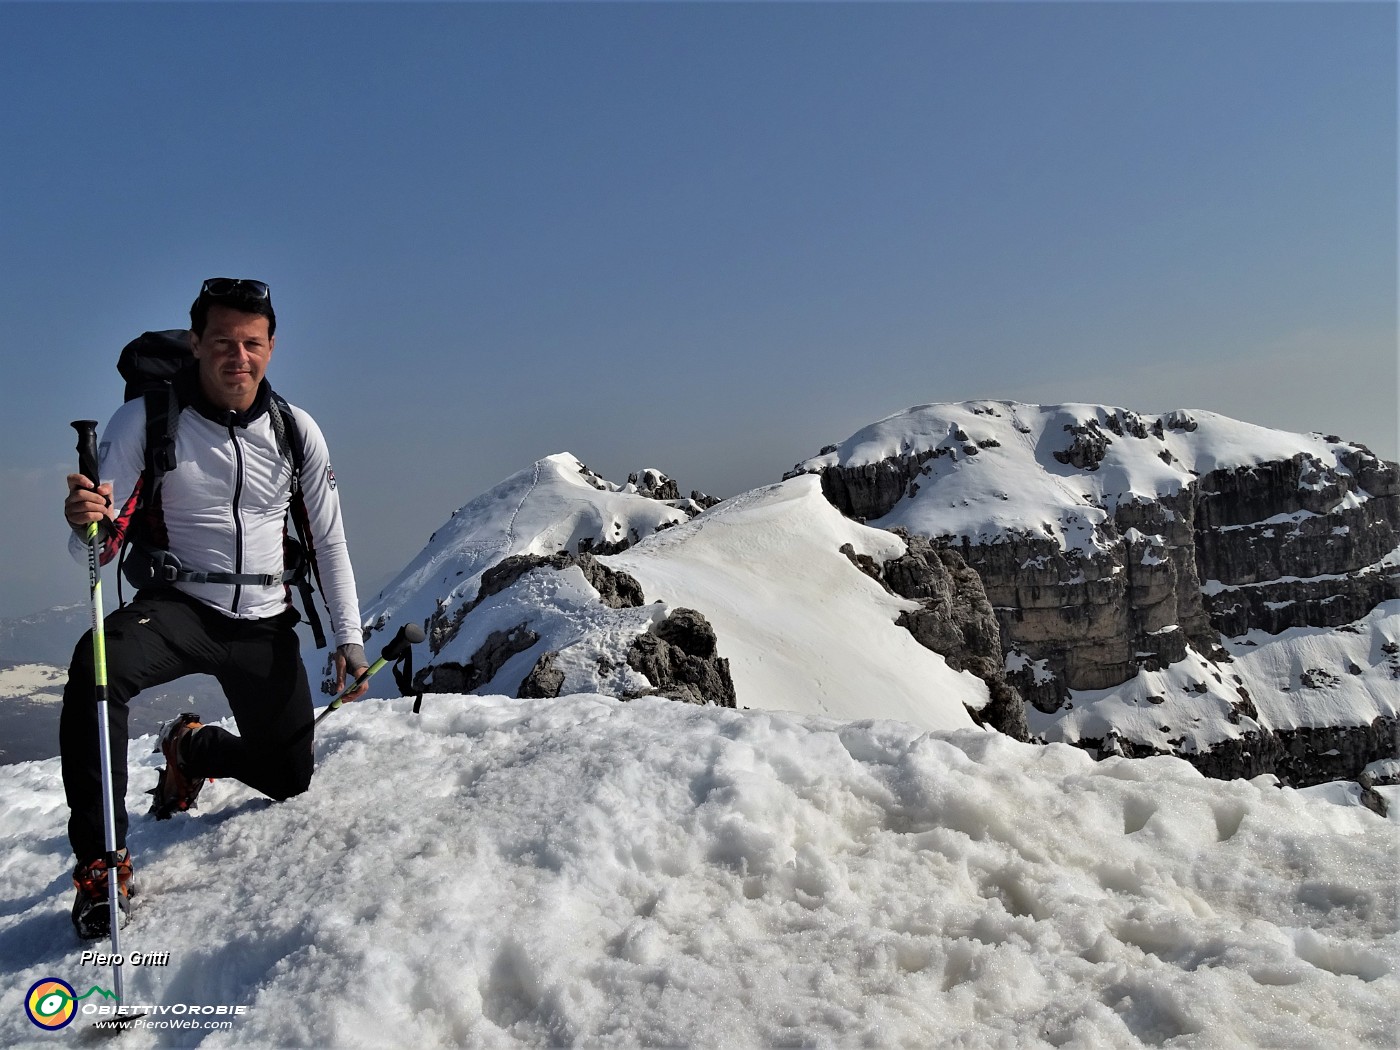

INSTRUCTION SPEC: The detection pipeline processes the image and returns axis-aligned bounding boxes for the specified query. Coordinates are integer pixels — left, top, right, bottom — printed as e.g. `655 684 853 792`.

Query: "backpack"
115 329 328 648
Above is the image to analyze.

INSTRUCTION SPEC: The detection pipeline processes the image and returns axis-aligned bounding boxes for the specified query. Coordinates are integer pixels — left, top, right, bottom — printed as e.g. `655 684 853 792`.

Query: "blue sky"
1 1 1394 619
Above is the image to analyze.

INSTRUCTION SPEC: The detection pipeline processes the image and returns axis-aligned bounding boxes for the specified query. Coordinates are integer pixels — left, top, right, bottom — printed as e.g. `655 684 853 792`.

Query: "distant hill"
0 661 230 765
0 603 88 667
0 608 230 765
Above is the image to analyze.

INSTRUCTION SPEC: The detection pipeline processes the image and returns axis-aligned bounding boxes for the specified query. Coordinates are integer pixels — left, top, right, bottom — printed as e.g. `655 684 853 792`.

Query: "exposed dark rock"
1006 653 1069 715
629 469 681 501
1194 450 1400 635
479 551 643 609
624 469 722 518
420 551 647 693
787 447 945 521
427 551 647 656
518 651 566 699
843 533 1028 740
626 608 736 707
576 535 638 557
576 462 612 491
1054 421 1111 470
427 598 470 655
1082 716 1398 793
419 622 540 694
1162 410 1198 433
418 546 733 707
838 544 882 582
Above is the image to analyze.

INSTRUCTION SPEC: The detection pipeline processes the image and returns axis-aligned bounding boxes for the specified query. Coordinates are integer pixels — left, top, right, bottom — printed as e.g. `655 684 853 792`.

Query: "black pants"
61 589 314 864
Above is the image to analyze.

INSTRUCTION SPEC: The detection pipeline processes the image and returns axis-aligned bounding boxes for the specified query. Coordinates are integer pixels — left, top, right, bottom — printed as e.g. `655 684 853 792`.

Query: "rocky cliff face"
791 401 1399 784
843 532 1028 740
1195 449 1400 636
945 486 1219 708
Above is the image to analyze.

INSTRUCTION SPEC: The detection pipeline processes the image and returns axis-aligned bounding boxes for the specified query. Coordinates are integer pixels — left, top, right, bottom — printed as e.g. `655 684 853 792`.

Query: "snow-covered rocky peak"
792 400 1399 785
790 400 1387 556
360 453 705 643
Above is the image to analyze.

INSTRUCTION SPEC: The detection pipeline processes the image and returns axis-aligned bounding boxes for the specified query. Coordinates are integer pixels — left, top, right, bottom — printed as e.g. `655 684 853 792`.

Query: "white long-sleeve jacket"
70 378 364 649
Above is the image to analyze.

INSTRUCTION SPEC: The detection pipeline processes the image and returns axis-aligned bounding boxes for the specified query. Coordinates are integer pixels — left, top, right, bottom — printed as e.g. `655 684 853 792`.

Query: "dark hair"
189 288 277 338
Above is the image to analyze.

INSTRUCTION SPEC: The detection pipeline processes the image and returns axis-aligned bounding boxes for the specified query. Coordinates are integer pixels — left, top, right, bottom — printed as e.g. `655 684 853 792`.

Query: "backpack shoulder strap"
141 386 180 503
269 392 327 648
120 384 178 609
268 392 305 486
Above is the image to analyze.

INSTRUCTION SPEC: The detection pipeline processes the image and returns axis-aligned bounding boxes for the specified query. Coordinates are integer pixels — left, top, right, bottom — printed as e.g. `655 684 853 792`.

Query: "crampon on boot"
148 712 209 820
72 848 135 940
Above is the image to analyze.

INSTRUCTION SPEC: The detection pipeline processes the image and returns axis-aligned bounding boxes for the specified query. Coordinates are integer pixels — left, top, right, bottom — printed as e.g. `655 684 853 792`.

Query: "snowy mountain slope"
605 477 986 730
1029 600 1400 757
0 696 1395 1048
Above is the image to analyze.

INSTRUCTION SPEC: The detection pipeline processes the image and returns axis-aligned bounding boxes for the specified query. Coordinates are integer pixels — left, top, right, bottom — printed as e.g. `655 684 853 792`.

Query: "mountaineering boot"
71 848 135 940
148 712 207 819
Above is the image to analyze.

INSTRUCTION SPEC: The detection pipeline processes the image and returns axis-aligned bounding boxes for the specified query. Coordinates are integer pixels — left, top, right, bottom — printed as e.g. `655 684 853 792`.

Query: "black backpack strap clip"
142 388 180 488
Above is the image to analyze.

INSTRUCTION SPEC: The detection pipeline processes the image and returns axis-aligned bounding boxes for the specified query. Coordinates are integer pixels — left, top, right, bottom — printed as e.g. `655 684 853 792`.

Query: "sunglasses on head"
201 278 270 300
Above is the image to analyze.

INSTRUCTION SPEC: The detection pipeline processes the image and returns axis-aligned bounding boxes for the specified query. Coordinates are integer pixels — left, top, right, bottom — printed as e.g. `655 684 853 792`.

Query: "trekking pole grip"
313 622 427 726
382 621 426 662
72 420 100 488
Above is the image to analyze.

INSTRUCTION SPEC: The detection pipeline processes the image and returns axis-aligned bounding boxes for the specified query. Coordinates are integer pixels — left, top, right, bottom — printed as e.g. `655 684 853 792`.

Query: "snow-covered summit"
360 453 700 644
607 476 987 730
337 400 1395 785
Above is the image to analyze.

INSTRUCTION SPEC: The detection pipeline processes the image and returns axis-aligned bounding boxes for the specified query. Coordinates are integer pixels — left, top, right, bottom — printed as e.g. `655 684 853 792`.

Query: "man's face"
190 304 275 412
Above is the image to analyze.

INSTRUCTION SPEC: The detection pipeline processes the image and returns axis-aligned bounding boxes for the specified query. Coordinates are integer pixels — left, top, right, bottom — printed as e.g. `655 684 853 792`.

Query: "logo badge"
326 465 337 490
25 978 77 1030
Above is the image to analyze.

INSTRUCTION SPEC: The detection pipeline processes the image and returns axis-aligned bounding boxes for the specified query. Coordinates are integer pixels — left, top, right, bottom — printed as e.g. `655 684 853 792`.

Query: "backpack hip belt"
123 546 303 589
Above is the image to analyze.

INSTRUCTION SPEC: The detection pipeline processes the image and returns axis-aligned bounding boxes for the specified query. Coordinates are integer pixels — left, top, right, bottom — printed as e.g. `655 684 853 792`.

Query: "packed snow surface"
1 695 1396 1048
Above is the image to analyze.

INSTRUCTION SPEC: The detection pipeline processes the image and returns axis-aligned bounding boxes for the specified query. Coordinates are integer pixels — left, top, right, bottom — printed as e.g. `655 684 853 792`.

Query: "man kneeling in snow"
60 277 368 940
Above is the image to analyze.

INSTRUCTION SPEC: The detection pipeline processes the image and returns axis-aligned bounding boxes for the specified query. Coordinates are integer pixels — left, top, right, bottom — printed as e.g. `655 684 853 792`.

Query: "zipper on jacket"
227 415 246 613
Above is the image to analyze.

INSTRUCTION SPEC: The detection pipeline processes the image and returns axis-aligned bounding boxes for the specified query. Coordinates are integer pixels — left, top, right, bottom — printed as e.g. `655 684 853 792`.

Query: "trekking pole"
71 420 131 1018
313 622 426 727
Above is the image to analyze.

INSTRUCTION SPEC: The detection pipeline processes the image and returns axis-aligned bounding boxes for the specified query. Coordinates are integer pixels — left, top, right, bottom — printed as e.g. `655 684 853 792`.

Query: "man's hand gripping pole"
314 622 426 727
